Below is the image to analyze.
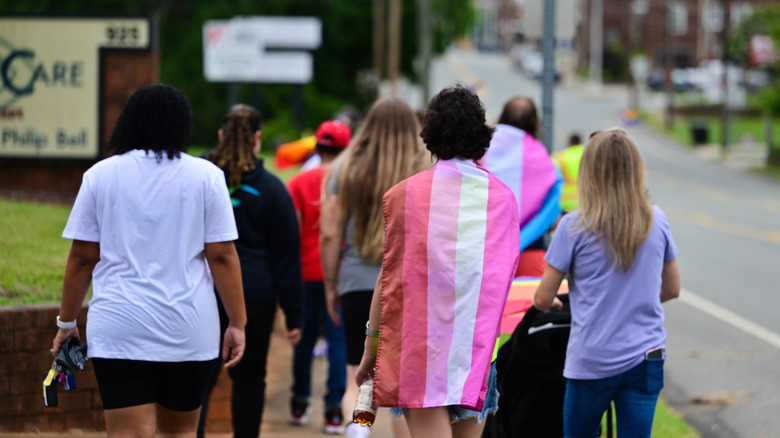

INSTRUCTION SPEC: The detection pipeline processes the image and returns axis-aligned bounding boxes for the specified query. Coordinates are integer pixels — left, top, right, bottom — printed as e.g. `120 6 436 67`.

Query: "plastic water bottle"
352 378 377 426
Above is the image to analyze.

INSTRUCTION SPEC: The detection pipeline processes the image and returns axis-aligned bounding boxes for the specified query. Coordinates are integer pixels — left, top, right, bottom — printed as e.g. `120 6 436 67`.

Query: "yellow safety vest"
554 145 584 212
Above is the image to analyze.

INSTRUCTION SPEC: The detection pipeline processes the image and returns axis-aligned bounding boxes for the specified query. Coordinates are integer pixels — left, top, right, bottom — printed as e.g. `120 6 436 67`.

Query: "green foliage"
603 41 630 83
0 0 475 145
729 4 780 116
728 4 780 67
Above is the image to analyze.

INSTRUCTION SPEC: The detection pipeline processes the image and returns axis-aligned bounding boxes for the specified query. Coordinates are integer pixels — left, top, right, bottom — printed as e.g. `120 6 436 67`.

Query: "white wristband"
56 315 77 330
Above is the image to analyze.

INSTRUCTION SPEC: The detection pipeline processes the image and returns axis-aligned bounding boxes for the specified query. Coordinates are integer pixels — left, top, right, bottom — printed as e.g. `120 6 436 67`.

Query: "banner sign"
0 16 152 159
750 35 778 68
203 16 321 83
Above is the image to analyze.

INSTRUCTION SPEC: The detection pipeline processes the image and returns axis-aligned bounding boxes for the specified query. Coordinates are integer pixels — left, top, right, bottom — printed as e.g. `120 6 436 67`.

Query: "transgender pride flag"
482 124 561 251
374 158 520 411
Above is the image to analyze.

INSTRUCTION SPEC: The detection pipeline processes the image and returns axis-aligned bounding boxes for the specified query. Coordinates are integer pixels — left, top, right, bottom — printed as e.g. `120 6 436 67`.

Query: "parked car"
510 45 561 83
646 68 698 92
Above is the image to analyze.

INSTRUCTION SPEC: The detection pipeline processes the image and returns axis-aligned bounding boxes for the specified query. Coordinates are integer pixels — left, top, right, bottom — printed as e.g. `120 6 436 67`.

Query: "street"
429 48 780 438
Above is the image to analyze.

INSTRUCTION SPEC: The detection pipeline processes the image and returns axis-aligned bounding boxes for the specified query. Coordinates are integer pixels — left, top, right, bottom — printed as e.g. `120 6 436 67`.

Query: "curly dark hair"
420 85 494 160
107 84 193 160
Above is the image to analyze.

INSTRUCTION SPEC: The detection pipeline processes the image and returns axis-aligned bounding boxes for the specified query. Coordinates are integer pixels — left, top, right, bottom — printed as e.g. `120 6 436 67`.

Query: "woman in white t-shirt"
51 84 247 438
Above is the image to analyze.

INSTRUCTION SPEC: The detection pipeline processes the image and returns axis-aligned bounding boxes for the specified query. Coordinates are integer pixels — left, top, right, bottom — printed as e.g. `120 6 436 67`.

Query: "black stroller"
483 294 614 438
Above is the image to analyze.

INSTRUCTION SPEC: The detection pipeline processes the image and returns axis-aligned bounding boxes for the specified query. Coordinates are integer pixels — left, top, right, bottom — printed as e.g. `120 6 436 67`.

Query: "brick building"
577 0 778 78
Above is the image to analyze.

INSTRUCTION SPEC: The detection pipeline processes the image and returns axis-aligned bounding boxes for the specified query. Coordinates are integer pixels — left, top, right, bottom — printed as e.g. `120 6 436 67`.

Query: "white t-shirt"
63 150 238 362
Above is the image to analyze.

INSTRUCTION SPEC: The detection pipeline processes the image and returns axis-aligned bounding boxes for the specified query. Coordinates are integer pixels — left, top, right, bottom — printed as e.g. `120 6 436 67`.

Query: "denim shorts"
389 361 499 424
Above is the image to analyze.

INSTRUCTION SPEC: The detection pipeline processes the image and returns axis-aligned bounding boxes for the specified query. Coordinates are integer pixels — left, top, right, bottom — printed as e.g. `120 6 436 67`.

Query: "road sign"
203 16 321 83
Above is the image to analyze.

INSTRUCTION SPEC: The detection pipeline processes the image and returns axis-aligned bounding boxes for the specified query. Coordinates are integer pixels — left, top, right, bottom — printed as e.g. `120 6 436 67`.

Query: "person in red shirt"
288 120 352 434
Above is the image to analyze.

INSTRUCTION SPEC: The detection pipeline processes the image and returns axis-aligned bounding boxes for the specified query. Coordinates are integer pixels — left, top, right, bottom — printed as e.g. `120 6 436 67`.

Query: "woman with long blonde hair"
321 96 429 438
534 129 680 438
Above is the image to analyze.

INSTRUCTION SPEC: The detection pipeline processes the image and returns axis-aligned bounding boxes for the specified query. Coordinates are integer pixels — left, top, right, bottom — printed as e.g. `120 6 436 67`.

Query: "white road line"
679 288 780 350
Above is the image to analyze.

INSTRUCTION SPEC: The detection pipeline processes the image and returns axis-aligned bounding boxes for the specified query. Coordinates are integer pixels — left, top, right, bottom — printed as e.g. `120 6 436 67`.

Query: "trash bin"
691 118 709 145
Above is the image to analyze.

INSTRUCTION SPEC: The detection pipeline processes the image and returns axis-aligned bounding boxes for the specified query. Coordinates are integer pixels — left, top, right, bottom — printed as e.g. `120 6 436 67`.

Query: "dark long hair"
107 84 193 160
205 104 262 188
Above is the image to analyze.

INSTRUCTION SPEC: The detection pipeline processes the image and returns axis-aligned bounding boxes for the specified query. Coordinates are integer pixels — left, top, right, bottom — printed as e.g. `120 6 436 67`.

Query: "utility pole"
417 0 432 107
541 0 556 153
721 0 731 155
388 0 402 96
628 2 638 110
373 0 386 98
664 2 675 130
628 0 647 110
588 0 603 94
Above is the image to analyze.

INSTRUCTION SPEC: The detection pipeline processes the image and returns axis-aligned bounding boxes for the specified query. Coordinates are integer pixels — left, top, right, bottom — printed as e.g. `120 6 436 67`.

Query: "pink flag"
374 158 520 411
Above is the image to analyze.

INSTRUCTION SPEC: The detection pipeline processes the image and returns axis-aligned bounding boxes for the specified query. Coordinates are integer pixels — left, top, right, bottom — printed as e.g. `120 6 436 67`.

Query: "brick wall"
0 305 232 434
0 50 158 200
0 305 101 433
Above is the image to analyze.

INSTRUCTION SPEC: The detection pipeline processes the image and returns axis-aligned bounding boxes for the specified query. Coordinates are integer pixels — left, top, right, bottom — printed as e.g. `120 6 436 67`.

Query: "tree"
729 4 780 115
729 4 780 164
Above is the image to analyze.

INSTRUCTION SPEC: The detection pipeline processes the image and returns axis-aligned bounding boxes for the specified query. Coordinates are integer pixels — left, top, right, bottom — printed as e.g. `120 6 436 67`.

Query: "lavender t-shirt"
545 205 677 379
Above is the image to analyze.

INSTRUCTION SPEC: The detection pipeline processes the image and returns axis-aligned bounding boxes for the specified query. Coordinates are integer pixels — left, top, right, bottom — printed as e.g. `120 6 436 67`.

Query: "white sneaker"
289 397 312 426
314 338 328 357
345 422 371 438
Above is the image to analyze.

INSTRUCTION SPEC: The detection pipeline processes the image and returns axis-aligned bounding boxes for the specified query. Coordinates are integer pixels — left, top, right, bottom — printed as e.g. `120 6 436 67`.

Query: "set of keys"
43 361 77 408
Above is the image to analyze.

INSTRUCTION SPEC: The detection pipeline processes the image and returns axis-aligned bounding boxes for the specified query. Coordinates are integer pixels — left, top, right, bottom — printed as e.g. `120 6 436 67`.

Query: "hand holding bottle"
352 378 377 427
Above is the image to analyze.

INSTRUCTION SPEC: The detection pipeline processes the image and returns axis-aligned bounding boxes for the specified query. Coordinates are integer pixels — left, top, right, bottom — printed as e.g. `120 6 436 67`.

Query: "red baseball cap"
315 120 352 148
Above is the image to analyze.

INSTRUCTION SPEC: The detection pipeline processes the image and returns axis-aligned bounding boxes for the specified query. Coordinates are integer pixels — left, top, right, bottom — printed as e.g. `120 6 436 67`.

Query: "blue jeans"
292 282 347 407
564 358 664 438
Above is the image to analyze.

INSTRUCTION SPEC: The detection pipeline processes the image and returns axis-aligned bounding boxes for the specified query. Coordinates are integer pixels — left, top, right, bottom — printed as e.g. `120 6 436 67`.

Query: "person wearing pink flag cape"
356 85 520 438
481 96 562 277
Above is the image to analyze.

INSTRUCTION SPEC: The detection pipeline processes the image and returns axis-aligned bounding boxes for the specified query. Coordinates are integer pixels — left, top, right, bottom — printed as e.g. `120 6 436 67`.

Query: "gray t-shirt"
545 205 677 380
326 161 382 296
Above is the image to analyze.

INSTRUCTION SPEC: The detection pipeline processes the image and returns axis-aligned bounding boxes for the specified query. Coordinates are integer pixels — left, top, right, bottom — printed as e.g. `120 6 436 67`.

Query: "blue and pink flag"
482 124 561 250
374 158 520 411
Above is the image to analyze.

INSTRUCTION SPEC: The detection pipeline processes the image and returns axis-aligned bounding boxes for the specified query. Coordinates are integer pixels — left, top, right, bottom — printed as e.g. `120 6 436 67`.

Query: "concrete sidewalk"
11 311 395 438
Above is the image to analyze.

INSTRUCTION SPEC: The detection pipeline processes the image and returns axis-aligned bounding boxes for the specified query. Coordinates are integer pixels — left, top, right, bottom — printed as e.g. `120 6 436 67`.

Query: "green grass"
641 109 780 149
0 198 72 305
599 398 700 438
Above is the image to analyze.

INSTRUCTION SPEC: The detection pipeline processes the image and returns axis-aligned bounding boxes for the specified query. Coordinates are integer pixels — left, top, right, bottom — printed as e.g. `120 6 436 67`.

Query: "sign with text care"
203 16 321 83
0 17 151 159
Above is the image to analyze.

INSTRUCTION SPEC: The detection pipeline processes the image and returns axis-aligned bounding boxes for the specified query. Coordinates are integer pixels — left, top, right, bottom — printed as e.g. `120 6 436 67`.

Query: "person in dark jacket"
198 104 304 438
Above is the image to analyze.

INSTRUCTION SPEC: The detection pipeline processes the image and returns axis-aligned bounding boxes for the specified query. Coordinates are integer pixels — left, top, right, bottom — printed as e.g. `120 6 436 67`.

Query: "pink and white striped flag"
374 158 520 411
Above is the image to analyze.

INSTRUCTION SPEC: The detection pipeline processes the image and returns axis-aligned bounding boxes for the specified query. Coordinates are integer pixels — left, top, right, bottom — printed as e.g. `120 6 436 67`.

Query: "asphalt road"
429 48 780 438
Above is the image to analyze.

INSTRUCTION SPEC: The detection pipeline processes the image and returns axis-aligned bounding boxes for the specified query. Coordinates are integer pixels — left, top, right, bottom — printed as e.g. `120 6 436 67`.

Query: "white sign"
203 16 321 83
